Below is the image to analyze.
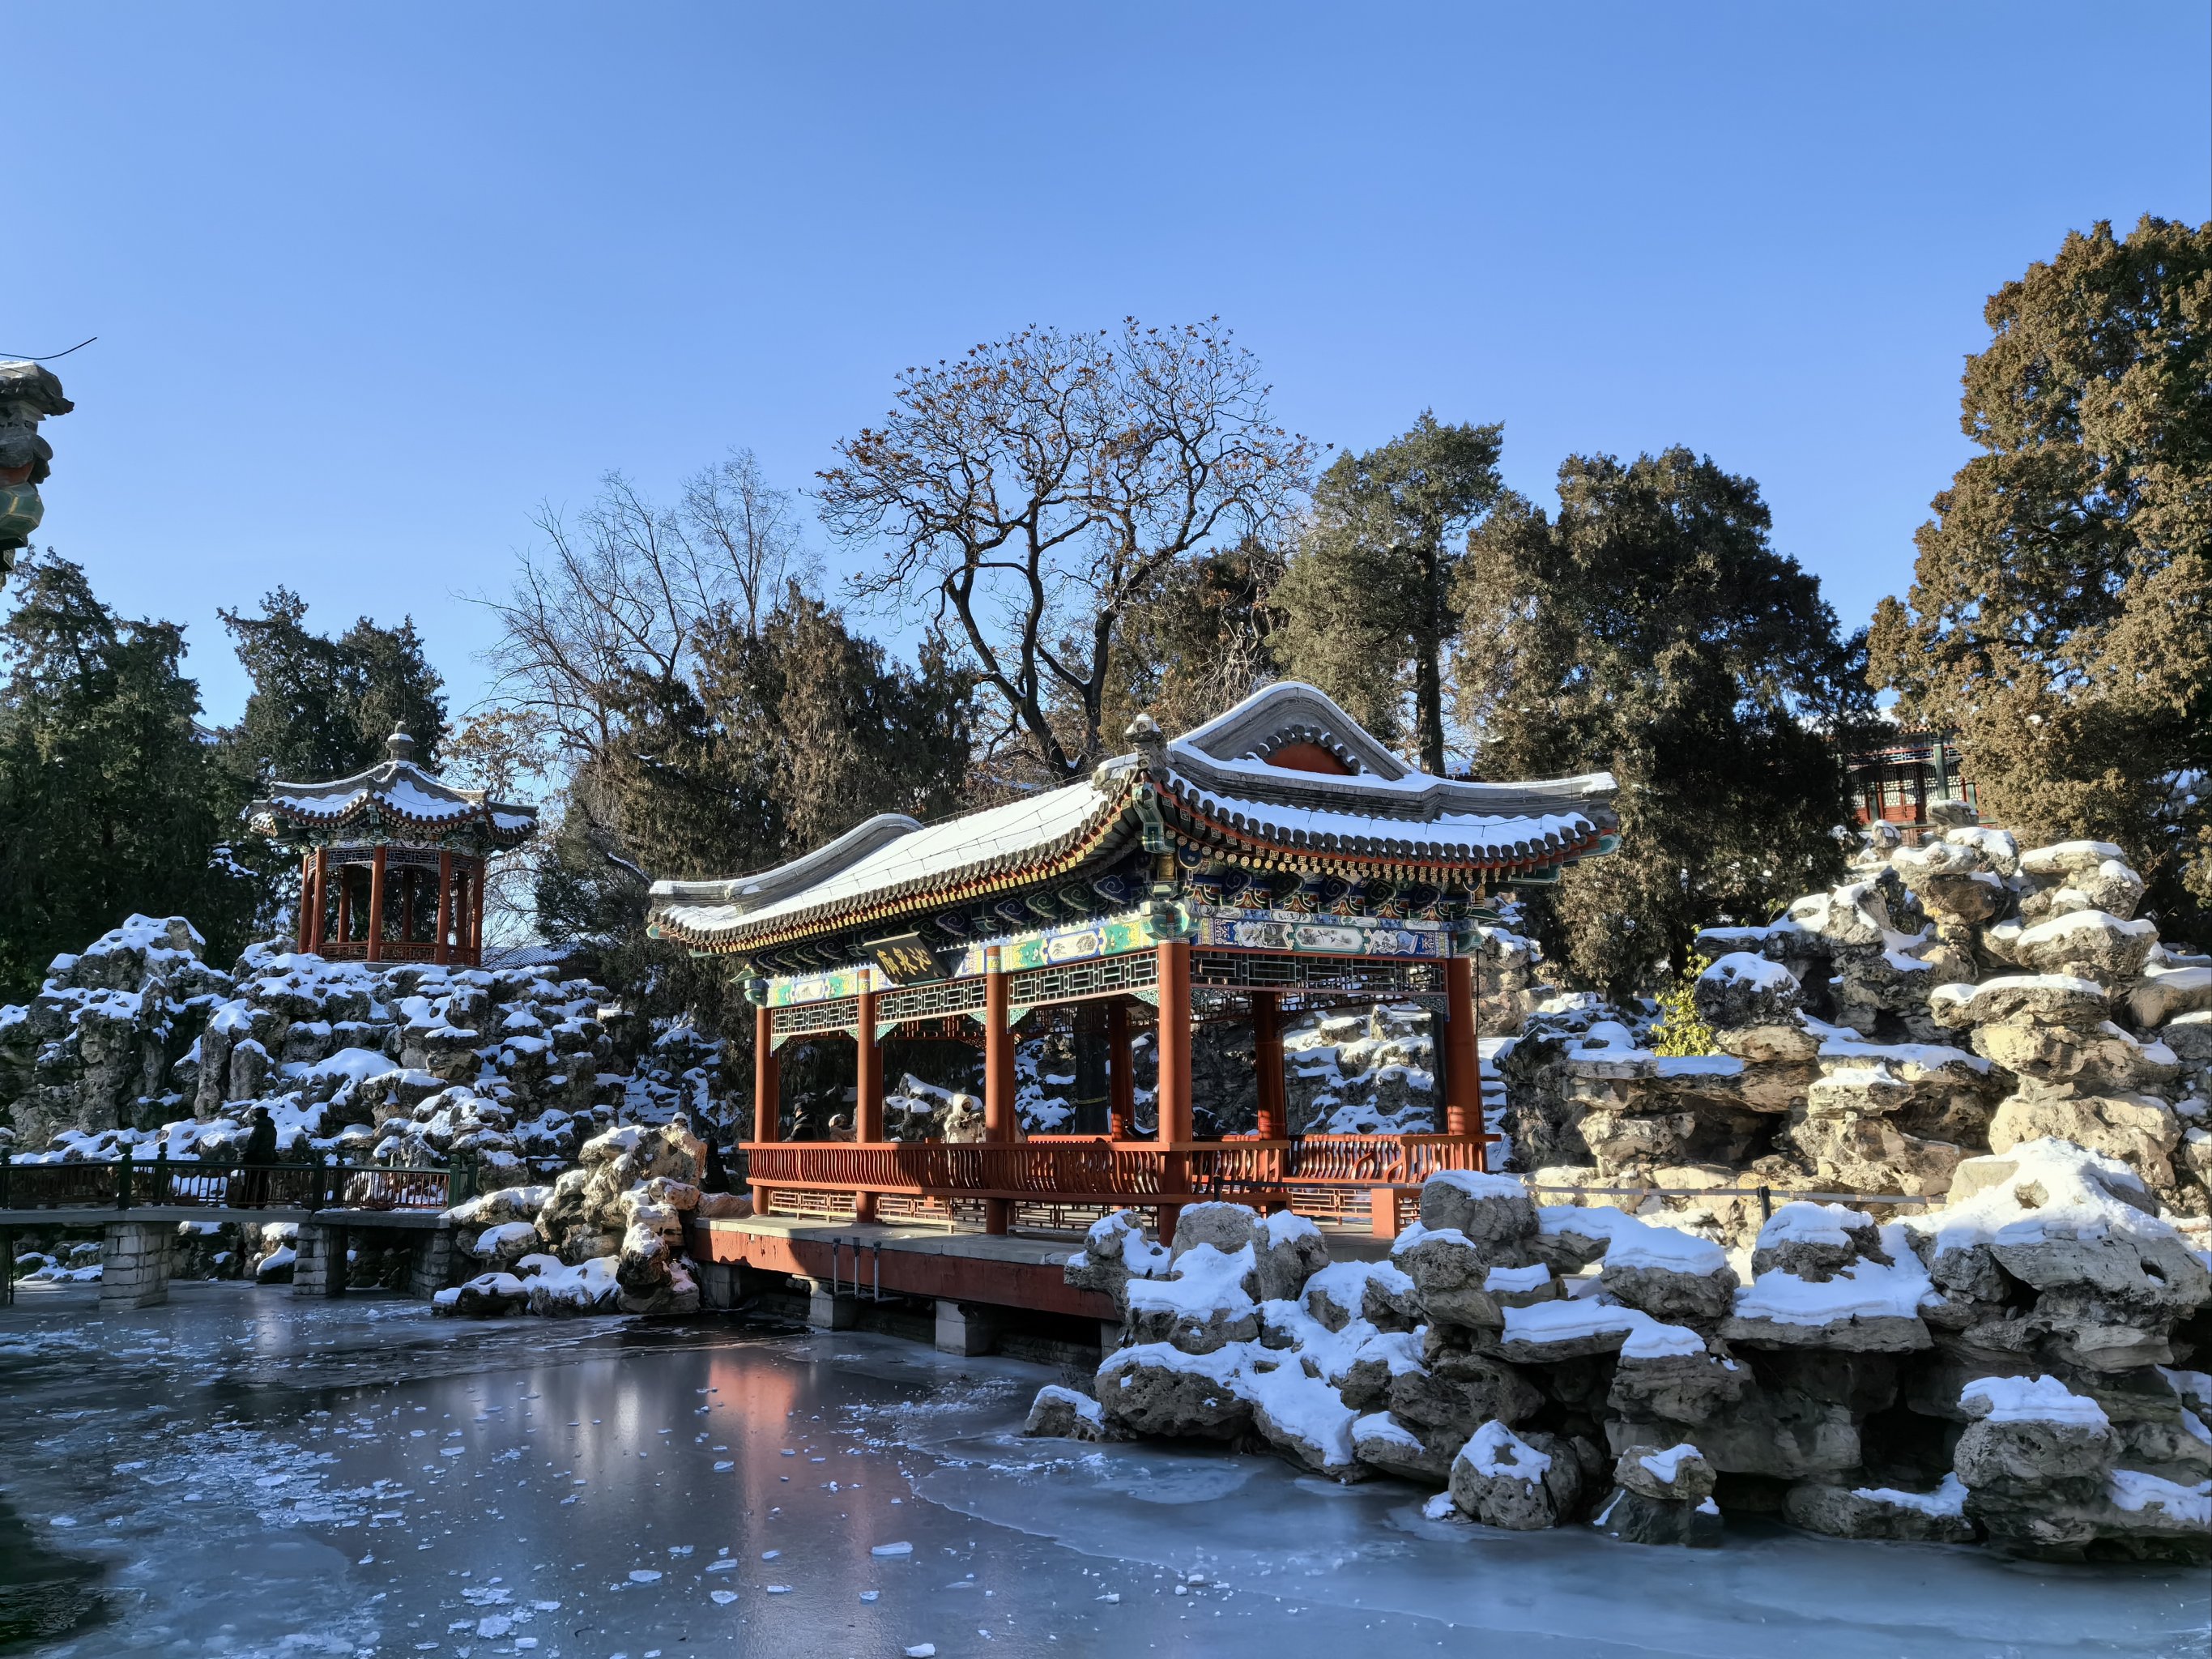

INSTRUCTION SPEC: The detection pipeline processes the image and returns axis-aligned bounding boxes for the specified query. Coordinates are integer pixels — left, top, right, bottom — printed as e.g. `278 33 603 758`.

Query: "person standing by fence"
237 1107 278 1209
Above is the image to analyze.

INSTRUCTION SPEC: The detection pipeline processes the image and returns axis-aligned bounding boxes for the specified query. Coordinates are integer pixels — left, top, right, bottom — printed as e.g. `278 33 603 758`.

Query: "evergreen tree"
1273 412 1503 771
1869 216 2212 936
1106 536 1285 740
534 586 974 1033
0 553 249 997
215 589 450 932
1459 449 1873 996
219 589 448 782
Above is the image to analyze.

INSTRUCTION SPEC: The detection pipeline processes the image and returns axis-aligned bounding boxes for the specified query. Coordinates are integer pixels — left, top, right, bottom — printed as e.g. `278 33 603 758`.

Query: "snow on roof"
252 741 537 848
1166 783 1600 864
654 781 1115 944
648 682 1619 952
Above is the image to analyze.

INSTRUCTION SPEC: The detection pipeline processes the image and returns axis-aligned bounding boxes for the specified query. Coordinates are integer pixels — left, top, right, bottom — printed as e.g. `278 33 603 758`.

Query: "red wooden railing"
740 1132 1490 1216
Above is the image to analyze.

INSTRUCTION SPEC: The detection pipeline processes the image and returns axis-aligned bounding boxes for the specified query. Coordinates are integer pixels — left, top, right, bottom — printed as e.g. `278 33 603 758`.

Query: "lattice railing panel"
1006 949 1160 1009
1190 952 1443 998
879 977 989 1026
773 996 861 1041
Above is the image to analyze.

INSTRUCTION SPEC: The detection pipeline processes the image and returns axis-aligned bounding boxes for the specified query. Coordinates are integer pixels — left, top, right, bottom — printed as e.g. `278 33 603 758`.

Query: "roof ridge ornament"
1125 711 1166 772
386 727 417 763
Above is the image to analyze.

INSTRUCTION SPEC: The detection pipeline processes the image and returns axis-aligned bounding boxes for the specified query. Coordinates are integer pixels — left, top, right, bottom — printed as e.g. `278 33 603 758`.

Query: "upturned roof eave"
651 761 1619 957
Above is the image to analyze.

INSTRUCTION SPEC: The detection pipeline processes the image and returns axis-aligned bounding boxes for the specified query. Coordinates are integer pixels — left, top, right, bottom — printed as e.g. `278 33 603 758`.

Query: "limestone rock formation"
1042 1158 2210 1562
1502 814 2212 1234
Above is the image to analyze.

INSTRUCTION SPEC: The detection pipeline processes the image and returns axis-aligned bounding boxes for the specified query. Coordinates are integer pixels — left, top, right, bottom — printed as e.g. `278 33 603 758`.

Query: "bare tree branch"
820 318 1313 778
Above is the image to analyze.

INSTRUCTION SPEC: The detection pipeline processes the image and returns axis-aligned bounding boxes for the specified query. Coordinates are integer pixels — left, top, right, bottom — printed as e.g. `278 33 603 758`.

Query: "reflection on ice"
0 1284 2203 1659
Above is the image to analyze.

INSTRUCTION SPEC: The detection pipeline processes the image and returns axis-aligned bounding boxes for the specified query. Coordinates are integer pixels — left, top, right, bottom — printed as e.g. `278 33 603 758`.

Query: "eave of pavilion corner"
646 748 1620 981
245 758 539 856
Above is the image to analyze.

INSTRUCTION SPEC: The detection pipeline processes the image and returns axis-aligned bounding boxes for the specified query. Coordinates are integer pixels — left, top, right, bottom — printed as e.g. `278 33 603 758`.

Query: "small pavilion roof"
650 682 1615 957
246 730 539 850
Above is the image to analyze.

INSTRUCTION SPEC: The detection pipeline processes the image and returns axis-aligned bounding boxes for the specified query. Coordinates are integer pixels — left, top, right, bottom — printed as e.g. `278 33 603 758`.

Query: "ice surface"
2 1287 2201 1659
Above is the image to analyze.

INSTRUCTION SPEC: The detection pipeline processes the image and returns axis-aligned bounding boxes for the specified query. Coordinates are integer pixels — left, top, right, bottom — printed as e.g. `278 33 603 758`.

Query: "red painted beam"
690 1222 1117 1321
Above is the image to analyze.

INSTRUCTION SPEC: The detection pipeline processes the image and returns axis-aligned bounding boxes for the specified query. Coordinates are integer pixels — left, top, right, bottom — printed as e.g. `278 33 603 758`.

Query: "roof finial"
1125 711 1165 771
386 727 416 763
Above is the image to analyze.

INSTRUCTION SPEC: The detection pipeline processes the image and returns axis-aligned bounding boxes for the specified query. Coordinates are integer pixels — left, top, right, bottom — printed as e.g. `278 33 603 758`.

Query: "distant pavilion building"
249 730 539 967
649 683 1618 1239
1845 727 1975 842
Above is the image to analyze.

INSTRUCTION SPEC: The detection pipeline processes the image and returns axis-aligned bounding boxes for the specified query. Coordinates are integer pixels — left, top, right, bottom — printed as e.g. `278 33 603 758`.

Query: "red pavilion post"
752 1003 780 1213
434 850 454 966
982 946 1014 1236
1154 937 1193 1243
1252 988 1288 1142
854 983 883 1224
364 846 388 964
1106 999 1134 1140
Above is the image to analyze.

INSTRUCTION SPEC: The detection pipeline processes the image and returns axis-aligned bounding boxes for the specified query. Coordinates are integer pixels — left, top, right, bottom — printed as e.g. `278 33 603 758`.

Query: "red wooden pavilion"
650 683 1618 1241
249 729 539 967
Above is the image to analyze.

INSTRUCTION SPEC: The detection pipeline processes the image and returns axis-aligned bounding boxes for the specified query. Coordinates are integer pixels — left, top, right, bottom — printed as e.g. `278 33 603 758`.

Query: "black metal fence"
0 1152 461 1215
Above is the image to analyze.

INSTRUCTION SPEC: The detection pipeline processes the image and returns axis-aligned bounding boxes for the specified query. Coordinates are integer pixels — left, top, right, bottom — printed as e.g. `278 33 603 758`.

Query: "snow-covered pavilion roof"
649 681 1617 957
246 730 539 851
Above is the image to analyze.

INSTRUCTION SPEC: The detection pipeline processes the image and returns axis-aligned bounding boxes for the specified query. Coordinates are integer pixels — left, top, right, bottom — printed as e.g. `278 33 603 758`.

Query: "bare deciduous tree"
819 319 1314 778
478 449 808 770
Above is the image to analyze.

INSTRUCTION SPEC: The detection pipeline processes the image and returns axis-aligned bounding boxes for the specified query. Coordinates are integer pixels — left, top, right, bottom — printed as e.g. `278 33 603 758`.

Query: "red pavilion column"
296 855 313 952
433 851 454 966
854 983 883 1224
1252 988 1288 1142
982 946 1014 1236
1443 952 1485 1166
307 848 330 954
1154 937 1193 1244
752 1003 780 1213
469 859 488 961
1106 999 1134 1140
364 846 387 964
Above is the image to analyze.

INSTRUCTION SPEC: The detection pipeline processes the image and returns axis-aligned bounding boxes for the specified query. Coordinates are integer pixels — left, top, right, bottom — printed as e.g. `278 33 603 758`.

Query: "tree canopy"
1869 215 2212 933
820 318 1312 780
1273 412 1504 772
0 554 249 997
1460 448 1873 995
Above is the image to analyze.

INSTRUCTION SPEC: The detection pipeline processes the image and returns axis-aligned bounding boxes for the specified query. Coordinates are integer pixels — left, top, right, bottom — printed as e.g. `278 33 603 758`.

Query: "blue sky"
11 3 2209 726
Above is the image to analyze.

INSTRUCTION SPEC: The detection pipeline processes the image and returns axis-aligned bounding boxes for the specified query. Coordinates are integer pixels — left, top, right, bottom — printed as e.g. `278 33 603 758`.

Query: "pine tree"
1869 216 2212 936
1272 412 1504 770
0 553 249 997
1460 449 1873 996
215 589 450 930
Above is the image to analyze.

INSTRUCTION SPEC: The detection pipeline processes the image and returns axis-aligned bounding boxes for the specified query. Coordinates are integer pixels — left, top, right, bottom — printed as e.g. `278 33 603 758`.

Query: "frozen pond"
2 1282 2206 1658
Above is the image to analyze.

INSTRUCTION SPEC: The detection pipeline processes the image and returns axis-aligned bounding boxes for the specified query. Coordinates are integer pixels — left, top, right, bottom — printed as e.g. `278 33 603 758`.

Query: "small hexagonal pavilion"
248 730 539 966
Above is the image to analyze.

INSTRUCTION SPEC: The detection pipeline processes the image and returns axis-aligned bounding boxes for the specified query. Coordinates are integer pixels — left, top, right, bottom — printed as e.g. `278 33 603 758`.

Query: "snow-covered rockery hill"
1502 817 2212 1241
1030 1148 2212 1562
0 916 724 1179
